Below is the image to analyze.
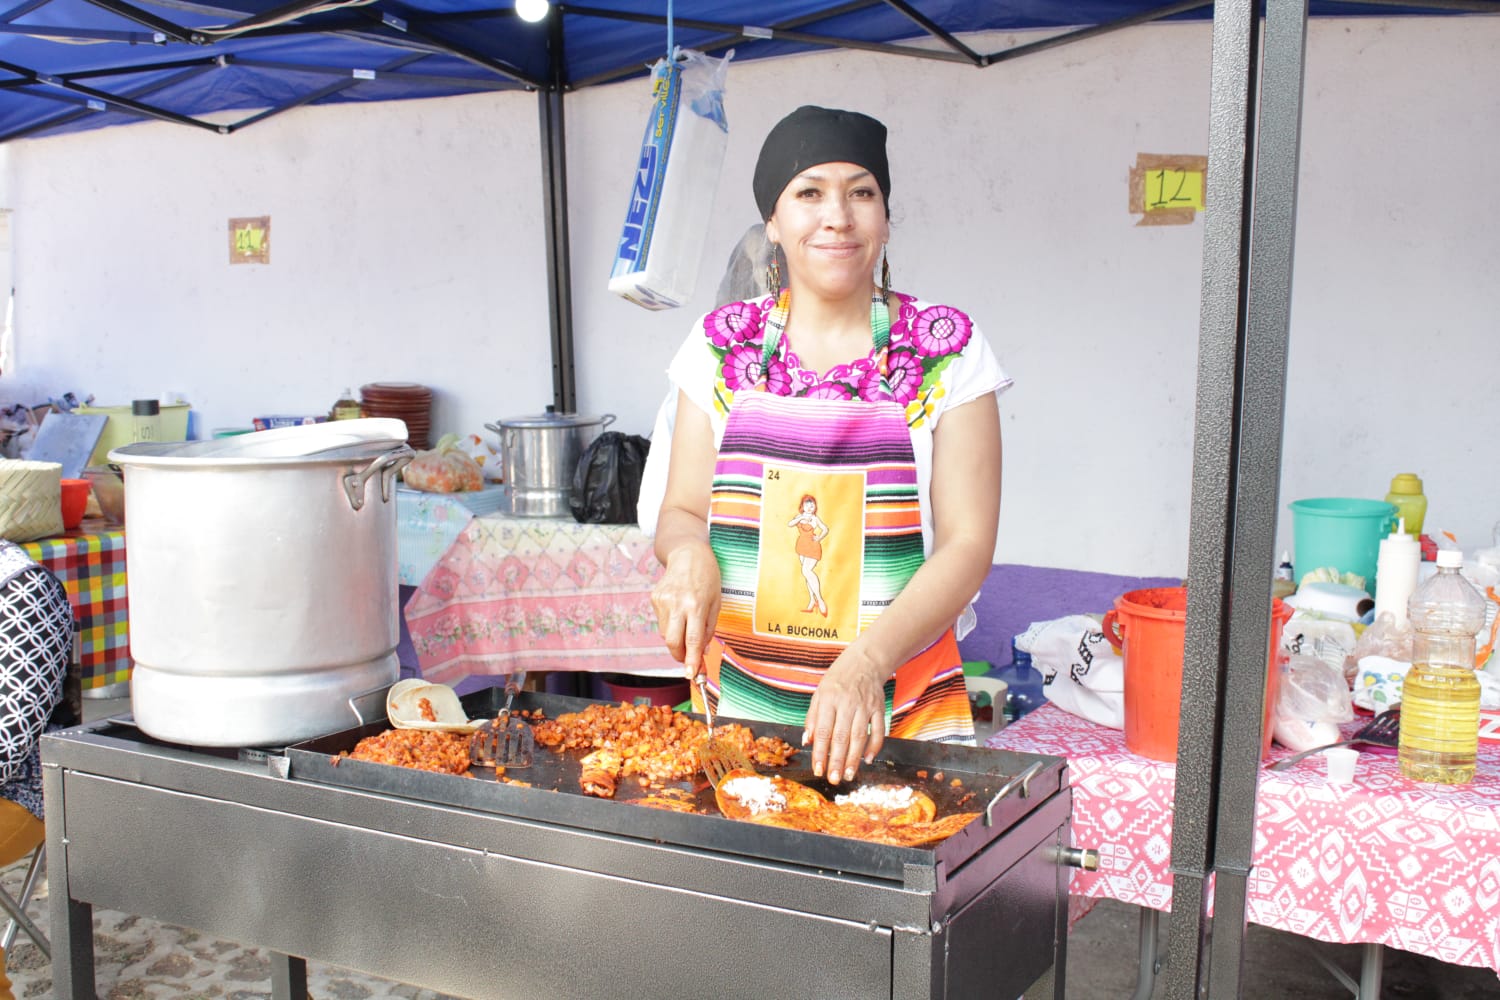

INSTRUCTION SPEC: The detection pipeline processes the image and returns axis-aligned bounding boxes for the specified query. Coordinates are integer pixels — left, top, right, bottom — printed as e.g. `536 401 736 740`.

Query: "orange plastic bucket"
1102 587 1292 763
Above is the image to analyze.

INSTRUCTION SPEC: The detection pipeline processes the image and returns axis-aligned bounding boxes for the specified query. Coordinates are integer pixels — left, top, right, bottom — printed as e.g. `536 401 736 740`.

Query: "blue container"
996 639 1045 722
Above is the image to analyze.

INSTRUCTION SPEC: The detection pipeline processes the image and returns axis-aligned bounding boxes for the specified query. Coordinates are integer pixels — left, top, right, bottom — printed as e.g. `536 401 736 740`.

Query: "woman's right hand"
650 539 722 679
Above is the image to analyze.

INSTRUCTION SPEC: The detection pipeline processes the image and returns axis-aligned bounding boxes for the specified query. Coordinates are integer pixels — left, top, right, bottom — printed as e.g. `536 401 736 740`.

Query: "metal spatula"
696 673 754 788
1267 709 1400 772
469 668 535 768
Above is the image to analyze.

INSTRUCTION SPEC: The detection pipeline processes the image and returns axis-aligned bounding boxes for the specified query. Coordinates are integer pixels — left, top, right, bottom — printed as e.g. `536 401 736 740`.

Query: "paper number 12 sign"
1147 169 1204 211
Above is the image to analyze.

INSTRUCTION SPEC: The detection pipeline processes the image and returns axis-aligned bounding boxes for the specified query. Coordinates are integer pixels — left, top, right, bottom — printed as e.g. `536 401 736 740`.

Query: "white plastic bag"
1272 653 1353 751
609 48 732 310
1017 615 1125 729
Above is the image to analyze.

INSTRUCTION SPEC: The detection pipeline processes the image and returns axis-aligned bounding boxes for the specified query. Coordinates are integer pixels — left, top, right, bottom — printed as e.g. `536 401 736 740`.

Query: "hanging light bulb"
515 0 549 22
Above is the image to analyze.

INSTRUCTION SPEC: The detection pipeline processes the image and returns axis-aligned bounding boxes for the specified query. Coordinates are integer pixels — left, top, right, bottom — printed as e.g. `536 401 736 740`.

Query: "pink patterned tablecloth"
404 513 676 686
990 704 1500 975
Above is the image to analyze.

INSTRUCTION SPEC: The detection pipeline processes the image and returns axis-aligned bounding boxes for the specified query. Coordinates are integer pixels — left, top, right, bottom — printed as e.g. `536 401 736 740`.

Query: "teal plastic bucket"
1288 498 1397 594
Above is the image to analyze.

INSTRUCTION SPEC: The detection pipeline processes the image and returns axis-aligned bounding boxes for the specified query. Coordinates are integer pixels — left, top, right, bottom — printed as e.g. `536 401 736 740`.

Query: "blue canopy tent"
6 1 1494 997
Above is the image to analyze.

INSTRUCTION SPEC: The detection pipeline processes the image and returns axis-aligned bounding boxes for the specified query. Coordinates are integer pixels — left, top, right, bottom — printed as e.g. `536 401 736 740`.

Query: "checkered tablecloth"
22 522 130 691
990 702 1500 976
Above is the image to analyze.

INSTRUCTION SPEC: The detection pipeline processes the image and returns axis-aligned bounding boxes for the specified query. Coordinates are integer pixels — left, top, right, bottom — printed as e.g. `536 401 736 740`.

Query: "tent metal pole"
878 0 983 63
0 57 223 132
1205 0 1308 993
983 0 1211 66
1159 0 1260 992
352 7 546 87
0 63 214 143
224 51 431 132
539 11 575 413
80 0 199 43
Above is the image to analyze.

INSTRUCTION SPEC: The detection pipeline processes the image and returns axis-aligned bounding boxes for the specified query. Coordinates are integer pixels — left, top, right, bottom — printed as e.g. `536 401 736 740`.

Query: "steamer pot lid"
109 418 409 468
495 406 615 430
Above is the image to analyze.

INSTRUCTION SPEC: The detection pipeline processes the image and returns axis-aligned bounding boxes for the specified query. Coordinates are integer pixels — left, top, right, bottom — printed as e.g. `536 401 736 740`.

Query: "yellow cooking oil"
1398 664 1480 784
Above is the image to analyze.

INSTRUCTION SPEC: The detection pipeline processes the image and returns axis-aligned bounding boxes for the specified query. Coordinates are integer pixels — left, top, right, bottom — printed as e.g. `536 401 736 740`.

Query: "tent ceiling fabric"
0 0 1475 142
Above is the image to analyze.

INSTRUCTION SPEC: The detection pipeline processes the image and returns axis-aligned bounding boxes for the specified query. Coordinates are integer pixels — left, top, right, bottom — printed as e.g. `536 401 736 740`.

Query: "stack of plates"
359 383 433 450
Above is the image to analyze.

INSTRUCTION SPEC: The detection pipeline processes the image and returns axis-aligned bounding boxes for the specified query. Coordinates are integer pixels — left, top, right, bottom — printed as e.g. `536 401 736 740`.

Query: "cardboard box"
75 403 191 466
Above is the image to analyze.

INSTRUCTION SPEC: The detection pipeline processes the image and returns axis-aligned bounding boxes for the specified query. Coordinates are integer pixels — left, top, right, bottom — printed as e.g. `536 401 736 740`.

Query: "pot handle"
342 444 415 512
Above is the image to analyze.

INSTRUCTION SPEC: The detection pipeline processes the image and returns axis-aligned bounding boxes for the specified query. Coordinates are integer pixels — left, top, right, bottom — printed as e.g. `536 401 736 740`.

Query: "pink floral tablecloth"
990 703 1500 974
404 513 677 686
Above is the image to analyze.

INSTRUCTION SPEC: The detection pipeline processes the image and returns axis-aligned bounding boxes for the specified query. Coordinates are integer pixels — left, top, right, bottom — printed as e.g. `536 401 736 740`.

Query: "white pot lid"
109 418 409 468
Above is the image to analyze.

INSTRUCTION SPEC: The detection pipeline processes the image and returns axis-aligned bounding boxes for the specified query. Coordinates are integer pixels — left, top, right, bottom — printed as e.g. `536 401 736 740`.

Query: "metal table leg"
1131 906 1162 1000
1307 940 1383 999
1357 943 1383 1000
270 953 308 1000
49 895 95 1000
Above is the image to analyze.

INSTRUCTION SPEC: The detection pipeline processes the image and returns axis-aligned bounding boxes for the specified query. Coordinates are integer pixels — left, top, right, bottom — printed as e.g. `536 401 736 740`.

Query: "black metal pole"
1205 0 1308 994
1160 0 1259 993
537 10 575 413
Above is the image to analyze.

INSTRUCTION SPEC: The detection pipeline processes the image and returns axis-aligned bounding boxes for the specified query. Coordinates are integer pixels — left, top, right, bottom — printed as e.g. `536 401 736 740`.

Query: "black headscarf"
752 105 890 221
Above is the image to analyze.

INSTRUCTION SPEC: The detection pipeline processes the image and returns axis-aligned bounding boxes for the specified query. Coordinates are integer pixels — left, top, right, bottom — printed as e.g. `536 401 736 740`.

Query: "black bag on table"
570 432 652 524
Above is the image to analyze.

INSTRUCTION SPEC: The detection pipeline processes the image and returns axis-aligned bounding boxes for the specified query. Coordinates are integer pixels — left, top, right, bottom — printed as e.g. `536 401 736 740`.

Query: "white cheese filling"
722 775 787 815
835 784 916 811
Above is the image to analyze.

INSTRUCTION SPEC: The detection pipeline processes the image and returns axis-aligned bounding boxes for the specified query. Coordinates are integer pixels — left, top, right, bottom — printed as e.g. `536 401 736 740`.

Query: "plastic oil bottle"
330 388 363 421
1398 549 1487 783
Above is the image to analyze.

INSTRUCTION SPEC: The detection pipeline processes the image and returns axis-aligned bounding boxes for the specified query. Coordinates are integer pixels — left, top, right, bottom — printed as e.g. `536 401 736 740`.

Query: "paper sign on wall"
228 216 271 264
1128 155 1207 226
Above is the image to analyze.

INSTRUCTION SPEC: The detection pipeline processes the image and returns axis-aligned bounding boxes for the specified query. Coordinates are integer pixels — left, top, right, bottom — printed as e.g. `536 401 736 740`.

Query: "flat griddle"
285 686 1065 882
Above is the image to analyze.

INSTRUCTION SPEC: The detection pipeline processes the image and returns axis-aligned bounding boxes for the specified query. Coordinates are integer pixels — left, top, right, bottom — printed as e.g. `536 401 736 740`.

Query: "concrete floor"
1030 897 1500 999
73 697 1500 999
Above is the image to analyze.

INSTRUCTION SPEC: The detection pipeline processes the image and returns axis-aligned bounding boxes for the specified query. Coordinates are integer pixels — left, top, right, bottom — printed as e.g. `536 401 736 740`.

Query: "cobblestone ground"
2 860 461 1000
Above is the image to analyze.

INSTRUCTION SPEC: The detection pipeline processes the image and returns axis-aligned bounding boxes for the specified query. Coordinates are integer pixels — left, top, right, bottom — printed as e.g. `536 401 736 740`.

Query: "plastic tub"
1288 498 1397 594
1103 587 1292 762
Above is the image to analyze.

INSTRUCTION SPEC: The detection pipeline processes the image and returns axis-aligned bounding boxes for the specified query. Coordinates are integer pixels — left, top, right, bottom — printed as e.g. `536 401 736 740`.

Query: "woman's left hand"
805 650 888 785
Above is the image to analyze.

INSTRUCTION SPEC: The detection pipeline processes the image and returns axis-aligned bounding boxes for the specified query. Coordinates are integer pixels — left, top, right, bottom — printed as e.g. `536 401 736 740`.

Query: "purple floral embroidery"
705 301 761 347
708 293 974 408
883 347 924 404
856 366 891 401
790 366 819 391
911 305 972 357
764 356 792 396
723 342 768 390
805 381 854 400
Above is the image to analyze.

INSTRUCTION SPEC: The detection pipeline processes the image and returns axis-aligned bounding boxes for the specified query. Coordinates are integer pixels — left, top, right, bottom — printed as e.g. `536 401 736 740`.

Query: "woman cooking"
652 105 1009 786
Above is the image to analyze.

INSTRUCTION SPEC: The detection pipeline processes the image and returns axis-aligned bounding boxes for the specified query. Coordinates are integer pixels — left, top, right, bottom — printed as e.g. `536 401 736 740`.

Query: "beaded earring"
766 245 782 296
880 246 891 302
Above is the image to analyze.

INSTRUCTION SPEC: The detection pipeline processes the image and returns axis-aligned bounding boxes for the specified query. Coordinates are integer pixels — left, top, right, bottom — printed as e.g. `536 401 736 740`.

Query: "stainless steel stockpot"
485 407 615 518
111 419 413 747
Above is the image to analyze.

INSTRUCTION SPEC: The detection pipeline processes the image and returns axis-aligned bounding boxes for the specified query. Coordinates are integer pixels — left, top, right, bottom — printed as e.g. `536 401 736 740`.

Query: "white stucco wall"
1 16 1496 576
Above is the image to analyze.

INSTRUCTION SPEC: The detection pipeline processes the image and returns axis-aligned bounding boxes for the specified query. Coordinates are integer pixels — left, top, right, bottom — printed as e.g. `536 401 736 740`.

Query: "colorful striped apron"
696 301 974 744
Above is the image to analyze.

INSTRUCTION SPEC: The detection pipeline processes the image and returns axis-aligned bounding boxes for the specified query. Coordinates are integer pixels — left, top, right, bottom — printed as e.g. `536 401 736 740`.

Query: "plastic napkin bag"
1018 615 1125 729
608 48 732 310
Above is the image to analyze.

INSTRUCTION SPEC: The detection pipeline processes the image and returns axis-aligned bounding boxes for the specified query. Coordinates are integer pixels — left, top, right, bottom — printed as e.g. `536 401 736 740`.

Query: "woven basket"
0 459 63 542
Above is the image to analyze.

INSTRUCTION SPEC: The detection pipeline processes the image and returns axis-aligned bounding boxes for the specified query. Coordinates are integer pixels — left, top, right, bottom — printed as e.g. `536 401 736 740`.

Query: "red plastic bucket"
1102 587 1292 763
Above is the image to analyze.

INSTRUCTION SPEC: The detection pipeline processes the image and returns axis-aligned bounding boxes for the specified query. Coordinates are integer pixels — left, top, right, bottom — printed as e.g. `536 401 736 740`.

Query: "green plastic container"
1288 498 1398 594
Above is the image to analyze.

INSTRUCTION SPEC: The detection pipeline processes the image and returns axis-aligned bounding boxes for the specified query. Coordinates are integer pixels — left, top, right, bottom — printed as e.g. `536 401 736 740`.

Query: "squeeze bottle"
1384 474 1427 537
1398 549 1486 784
1373 519 1421 628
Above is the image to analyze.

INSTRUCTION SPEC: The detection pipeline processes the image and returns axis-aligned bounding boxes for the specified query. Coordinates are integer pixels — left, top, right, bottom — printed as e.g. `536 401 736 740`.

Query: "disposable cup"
1322 746 1359 785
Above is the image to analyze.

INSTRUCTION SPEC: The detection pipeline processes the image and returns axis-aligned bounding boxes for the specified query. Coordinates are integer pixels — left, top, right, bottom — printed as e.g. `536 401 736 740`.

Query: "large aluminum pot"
485 407 615 518
111 419 414 747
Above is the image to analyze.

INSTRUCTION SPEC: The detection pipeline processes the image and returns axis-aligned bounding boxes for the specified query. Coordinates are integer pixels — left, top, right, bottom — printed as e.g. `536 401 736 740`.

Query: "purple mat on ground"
957 563 1182 668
